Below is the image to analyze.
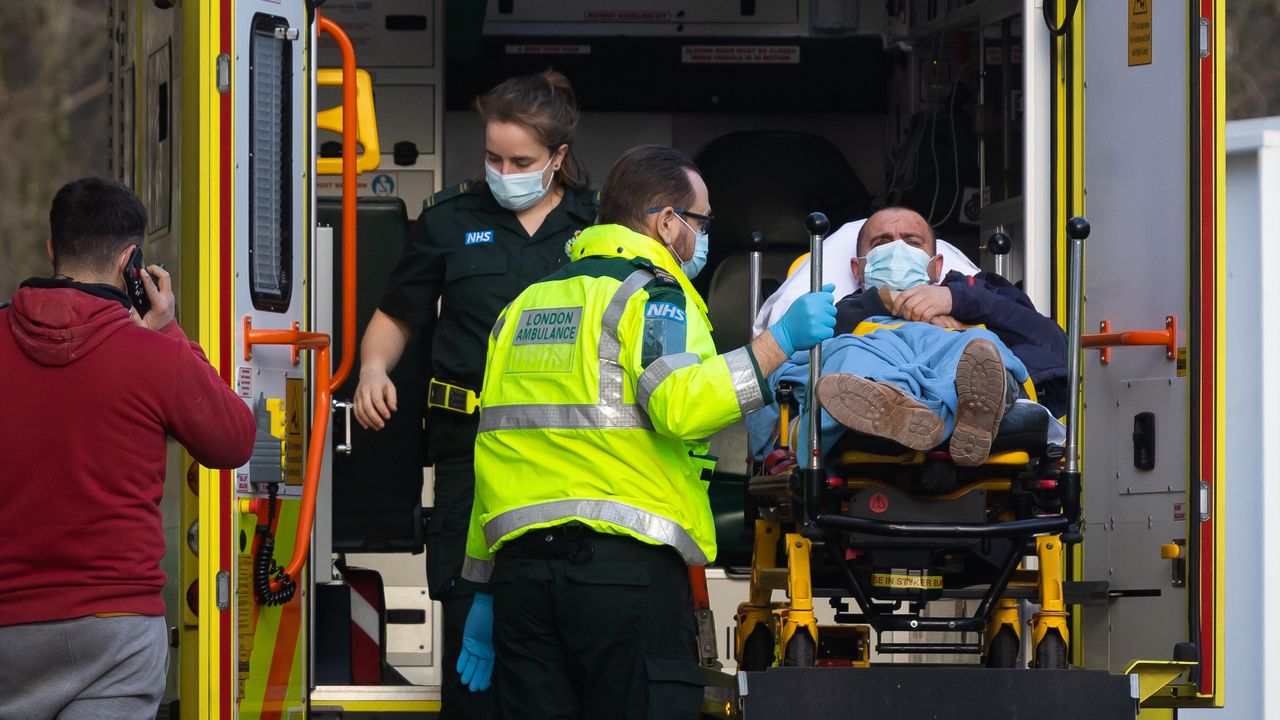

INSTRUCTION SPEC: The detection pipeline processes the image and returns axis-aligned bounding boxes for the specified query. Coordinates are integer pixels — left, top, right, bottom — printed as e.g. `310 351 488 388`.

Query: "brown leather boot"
815 373 945 451
949 337 1008 466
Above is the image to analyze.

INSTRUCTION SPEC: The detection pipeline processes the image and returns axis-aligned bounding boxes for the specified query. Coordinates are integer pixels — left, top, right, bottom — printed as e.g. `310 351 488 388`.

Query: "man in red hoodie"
0 177 256 719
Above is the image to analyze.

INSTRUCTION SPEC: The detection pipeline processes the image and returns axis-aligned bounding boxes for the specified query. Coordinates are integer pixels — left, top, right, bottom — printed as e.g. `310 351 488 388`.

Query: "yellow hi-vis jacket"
462 224 773 582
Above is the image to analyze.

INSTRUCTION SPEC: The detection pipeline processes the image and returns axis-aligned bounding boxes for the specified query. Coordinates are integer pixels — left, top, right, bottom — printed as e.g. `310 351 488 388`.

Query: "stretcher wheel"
783 628 816 667
741 624 775 671
1032 630 1068 669
984 627 1020 668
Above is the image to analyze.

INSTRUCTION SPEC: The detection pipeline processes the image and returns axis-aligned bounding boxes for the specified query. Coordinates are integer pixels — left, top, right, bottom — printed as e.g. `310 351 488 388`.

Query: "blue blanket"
748 320 1029 459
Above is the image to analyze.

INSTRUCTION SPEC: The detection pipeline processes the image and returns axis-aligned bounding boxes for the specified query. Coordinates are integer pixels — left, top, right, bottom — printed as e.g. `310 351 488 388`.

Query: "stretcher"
730 214 1137 719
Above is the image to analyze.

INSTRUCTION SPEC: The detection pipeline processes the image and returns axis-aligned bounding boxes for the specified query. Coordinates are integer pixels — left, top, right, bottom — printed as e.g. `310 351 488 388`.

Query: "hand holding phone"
123 247 152 318
122 247 176 330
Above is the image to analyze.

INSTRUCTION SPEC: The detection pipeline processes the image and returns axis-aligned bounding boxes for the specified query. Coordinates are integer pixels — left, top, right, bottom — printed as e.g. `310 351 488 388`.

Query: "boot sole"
816 374 945 452
950 338 1008 466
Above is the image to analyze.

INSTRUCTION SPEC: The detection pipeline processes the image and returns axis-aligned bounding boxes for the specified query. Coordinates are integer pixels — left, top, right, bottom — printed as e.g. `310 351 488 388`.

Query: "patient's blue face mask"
673 215 710 279
862 239 934 291
485 155 555 211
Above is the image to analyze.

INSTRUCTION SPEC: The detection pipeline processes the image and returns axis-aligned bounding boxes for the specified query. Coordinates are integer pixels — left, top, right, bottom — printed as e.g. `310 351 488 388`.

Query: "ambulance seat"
705 250 797 352
318 197 430 552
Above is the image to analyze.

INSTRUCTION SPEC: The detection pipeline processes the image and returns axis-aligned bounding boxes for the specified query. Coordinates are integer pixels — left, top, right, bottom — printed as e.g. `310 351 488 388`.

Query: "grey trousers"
0 615 168 720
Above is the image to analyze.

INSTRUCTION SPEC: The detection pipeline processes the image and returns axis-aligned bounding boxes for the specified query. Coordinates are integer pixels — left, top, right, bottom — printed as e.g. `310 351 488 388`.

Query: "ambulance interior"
313 0 1038 689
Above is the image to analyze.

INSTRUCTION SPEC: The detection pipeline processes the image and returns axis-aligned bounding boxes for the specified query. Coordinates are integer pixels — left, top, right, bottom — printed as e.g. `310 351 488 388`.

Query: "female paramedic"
352 70 595 720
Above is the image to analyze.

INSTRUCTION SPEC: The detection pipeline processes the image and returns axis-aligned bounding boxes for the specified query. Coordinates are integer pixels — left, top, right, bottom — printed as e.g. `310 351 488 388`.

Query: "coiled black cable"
253 484 297 606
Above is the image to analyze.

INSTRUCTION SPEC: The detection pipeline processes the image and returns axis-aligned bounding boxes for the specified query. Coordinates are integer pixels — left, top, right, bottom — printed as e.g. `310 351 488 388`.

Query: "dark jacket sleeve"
834 288 892 335
158 320 256 469
379 209 446 326
945 271 1068 391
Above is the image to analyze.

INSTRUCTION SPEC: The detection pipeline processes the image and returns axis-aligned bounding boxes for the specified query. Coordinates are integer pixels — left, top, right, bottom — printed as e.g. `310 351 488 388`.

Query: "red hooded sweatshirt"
0 280 255 626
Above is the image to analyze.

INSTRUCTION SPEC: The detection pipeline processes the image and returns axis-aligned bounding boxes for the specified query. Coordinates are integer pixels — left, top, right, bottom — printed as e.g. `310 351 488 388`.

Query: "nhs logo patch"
645 302 685 323
464 230 494 246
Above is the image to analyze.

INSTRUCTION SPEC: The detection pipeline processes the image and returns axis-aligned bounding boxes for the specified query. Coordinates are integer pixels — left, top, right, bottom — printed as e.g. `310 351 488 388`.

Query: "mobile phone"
123 247 152 317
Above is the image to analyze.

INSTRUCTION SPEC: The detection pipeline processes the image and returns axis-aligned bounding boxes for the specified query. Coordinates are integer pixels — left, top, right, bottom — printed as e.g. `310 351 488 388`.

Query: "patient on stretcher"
749 207 1068 467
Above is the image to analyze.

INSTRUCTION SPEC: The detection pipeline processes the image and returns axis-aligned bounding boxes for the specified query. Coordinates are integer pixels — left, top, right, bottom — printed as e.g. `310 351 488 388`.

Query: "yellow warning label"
285 377 304 486
1128 0 1152 66
237 552 253 700
872 572 943 590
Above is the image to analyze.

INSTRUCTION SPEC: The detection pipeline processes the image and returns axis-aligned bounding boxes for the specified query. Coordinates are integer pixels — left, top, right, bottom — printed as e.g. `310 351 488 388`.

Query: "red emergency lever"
243 320 331 595
1080 314 1177 365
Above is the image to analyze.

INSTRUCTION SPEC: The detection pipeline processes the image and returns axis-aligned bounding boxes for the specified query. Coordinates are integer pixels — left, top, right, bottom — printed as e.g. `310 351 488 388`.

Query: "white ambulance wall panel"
1078 0 1192 674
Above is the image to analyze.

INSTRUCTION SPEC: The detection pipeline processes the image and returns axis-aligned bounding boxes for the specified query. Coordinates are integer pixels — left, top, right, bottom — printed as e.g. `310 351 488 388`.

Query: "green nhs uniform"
463 224 773 719
378 182 595 720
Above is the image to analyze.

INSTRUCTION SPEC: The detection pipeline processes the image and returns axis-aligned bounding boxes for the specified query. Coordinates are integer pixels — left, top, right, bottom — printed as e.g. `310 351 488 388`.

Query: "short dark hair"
49 177 147 272
856 206 937 256
597 145 700 233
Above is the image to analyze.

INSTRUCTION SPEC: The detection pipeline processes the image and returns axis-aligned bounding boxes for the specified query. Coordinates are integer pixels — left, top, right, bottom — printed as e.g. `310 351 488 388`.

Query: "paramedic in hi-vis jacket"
455 145 837 719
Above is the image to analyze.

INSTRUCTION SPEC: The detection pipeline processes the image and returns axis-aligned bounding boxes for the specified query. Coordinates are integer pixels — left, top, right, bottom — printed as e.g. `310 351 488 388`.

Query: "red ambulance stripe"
259 595 304 720
218 0 233 714
1196 0 1217 695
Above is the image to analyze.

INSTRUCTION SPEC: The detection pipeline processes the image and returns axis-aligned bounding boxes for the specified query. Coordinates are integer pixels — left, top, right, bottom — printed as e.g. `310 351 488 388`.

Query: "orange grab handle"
317 14 357 393
1080 315 1177 365
244 323 331 592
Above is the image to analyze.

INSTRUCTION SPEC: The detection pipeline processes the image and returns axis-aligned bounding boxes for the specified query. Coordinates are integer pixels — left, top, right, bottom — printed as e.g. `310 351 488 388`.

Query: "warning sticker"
285 377 304 486
872 572 942 590
584 10 672 22
868 492 890 514
681 45 800 65
506 44 591 56
1128 0 1152 67
237 366 252 398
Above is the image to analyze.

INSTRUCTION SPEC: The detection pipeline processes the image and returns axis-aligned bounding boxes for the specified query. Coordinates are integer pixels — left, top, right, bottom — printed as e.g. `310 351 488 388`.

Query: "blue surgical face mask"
862 239 933 291
673 215 710 279
485 155 554 211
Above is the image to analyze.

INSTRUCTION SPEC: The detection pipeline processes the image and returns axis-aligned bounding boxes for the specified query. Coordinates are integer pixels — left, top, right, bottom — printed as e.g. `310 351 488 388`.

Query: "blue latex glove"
769 283 837 355
456 592 494 692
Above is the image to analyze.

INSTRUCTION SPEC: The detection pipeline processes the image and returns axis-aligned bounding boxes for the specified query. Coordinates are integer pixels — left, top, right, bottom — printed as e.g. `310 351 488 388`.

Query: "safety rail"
317 13 358 391
242 320 332 597
1081 315 1177 365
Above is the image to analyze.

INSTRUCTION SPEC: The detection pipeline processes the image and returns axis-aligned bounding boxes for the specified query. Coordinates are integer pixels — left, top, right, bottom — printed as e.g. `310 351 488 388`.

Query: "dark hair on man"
597 145 700 233
49 177 147 273
475 69 588 191
856 206 937 256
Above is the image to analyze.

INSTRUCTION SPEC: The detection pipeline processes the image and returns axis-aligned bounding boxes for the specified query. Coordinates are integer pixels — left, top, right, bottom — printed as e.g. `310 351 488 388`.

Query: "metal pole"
988 226 1012 279
803 213 830 532
1061 216 1090 542
748 231 766 337
805 213 829 473
1063 217 1089 474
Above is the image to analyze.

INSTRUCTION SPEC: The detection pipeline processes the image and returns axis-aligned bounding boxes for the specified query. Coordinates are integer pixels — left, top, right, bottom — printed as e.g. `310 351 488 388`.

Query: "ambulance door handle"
332 399 354 455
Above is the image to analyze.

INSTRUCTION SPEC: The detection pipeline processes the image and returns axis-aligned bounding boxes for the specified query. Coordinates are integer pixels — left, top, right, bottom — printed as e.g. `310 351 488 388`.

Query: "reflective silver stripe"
491 309 508 341
461 556 493 583
599 270 654 405
724 347 765 415
479 402 652 431
481 268 656 433
636 352 702 412
483 498 708 565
